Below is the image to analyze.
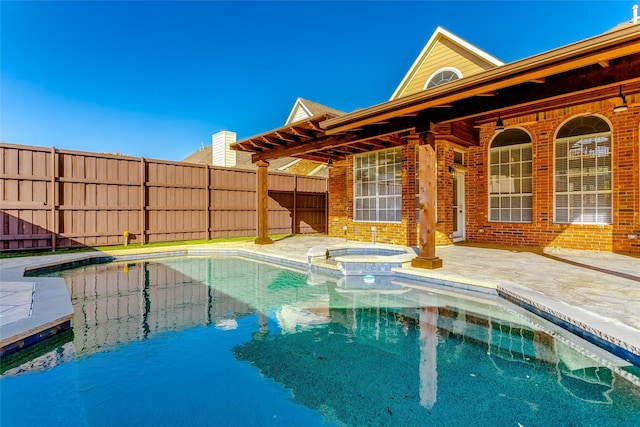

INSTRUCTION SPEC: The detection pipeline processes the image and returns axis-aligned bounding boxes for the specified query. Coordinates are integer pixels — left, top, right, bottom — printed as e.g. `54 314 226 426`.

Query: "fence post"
140 157 146 245
205 164 210 240
50 147 58 251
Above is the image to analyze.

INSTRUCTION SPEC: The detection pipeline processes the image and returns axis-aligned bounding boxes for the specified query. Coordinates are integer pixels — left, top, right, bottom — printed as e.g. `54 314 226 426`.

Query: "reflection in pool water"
2 257 639 426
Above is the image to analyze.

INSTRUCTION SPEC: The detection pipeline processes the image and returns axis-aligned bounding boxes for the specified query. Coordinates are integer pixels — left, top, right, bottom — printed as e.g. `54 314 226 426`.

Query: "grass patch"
0 234 296 259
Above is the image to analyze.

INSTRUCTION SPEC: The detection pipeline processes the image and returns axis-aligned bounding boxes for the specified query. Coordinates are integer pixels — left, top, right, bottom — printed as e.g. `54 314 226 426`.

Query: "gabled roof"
390 26 504 100
182 144 212 164
234 23 640 164
285 98 345 125
325 24 640 135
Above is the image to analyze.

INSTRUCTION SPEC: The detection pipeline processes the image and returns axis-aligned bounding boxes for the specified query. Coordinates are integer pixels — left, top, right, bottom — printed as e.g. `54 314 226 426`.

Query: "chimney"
633 4 639 24
211 130 237 167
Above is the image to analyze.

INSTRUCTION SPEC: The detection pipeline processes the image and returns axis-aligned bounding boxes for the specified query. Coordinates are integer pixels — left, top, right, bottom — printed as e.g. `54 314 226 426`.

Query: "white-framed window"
354 148 402 222
489 129 533 222
424 67 462 89
554 116 612 224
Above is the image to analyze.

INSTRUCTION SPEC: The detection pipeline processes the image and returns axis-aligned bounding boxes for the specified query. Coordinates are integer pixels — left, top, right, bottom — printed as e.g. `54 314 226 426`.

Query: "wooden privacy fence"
0 143 327 251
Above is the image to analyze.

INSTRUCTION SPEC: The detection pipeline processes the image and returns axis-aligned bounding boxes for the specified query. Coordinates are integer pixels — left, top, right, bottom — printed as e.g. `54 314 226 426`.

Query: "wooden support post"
412 131 443 269
255 160 273 245
325 175 329 234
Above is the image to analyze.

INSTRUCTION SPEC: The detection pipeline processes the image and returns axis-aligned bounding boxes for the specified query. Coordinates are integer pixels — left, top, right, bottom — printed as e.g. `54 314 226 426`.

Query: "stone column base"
411 256 443 269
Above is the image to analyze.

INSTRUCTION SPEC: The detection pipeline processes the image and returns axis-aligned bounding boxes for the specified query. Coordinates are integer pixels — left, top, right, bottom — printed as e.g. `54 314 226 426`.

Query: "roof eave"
324 24 640 134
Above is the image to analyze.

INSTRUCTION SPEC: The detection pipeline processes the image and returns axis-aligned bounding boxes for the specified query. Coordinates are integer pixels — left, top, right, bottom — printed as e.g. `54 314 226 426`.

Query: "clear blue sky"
1 1 635 161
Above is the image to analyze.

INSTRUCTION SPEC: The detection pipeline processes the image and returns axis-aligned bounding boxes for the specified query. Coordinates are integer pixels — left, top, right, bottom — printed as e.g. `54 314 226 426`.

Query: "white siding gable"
285 98 313 124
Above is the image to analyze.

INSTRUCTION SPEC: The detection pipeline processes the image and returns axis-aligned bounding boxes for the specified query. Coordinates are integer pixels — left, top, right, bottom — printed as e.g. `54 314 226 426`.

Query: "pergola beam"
288 126 319 138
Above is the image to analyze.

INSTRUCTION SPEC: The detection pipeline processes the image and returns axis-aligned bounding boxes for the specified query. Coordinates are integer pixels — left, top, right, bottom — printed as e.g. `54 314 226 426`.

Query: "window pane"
500 150 509 163
556 208 568 223
556 195 568 208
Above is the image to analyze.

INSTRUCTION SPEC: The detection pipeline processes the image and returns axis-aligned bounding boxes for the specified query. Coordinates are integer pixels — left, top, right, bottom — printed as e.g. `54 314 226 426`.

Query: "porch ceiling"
232 24 640 163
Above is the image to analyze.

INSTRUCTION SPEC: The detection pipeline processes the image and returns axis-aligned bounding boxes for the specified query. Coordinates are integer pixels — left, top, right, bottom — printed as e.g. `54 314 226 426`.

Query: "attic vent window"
425 68 461 89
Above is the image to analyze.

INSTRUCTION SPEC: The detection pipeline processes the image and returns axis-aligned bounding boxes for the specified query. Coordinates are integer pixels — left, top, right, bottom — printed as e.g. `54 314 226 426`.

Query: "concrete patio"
1 235 639 365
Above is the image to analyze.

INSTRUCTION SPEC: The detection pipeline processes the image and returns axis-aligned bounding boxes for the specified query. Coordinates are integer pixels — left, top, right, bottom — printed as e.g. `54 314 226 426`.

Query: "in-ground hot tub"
307 245 416 277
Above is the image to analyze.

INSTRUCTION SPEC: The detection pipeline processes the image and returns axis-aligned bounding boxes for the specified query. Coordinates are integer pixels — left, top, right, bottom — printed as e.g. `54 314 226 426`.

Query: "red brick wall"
328 144 418 246
466 102 639 253
327 101 639 253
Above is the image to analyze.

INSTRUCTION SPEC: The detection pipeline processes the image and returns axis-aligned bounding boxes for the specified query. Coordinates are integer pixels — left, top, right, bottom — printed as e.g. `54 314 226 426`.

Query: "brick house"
232 18 640 265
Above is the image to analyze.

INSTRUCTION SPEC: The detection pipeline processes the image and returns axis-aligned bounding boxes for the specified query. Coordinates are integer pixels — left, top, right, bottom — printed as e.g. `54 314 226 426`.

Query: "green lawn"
0 234 296 259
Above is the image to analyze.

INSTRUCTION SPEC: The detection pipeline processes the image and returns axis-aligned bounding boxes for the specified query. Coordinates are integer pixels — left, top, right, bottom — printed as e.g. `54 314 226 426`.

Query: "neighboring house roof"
286 98 346 124
389 26 504 100
182 144 213 164
183 98 341 177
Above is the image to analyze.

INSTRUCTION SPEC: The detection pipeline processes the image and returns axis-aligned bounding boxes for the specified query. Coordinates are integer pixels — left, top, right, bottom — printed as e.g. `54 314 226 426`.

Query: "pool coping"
0 277 74 357
1 245 639 368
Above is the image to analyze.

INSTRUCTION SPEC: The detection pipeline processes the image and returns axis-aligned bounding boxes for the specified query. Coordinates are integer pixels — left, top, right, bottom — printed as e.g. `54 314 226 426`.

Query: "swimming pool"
2 256 639 426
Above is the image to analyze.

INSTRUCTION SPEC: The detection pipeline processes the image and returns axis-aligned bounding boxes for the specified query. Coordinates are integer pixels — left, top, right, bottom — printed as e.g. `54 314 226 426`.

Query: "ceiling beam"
274 131 300 144
261 135 286 146
288 126 318 138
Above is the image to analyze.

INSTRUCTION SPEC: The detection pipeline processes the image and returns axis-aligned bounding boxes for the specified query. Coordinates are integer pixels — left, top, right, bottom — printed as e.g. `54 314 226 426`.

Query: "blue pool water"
2 256 640 426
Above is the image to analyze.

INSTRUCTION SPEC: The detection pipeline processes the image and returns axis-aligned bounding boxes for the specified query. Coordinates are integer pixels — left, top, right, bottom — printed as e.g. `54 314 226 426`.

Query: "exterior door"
452 169 465 242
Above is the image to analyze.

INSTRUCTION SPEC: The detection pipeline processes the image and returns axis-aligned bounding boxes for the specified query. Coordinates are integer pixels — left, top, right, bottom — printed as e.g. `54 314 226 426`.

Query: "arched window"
554 116 612 224
424 68 461 89
489 129 533 222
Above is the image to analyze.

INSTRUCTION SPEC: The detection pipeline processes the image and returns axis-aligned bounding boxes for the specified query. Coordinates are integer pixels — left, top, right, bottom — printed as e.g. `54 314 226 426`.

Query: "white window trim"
354 147 403 223
423 67 462 90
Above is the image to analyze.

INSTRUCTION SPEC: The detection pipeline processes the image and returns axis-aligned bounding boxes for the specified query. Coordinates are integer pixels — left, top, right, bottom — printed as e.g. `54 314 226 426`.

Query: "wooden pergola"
232 24 640 267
